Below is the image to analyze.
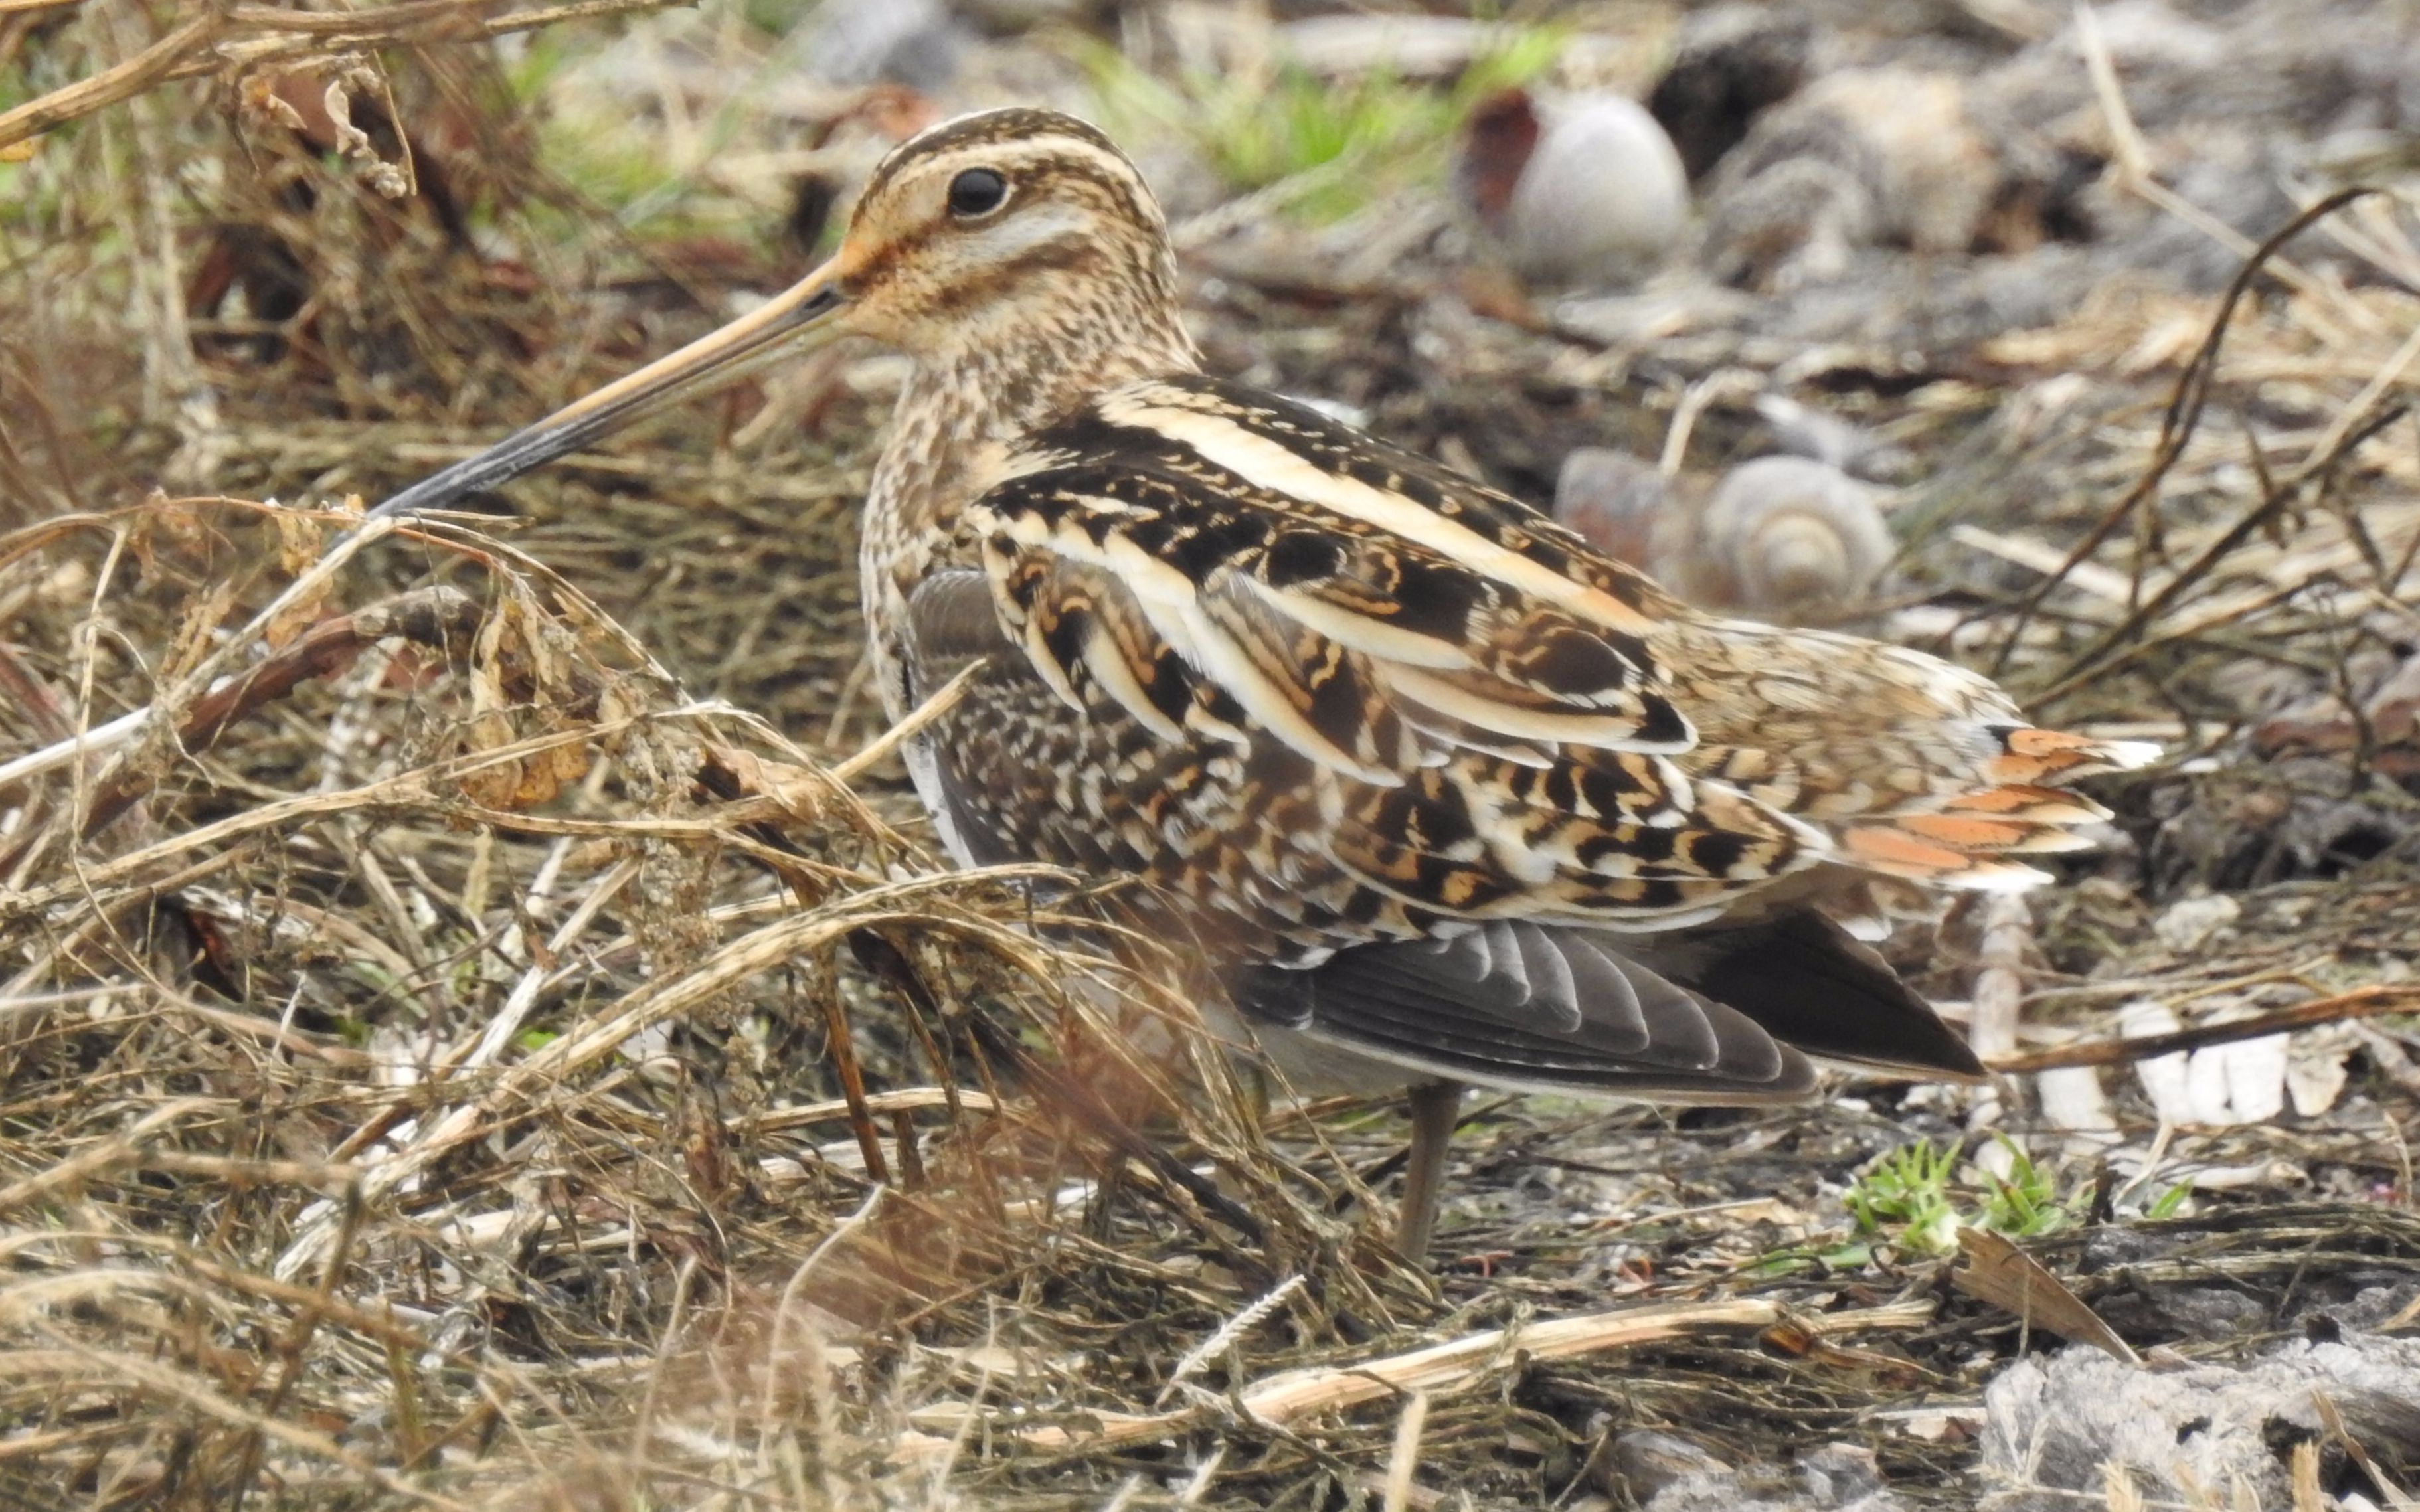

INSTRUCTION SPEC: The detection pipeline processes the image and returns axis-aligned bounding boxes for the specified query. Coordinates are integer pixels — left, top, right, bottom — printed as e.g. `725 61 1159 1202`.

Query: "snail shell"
1554 449 1893 621
1460 89 1691 290
1695 455 1893 615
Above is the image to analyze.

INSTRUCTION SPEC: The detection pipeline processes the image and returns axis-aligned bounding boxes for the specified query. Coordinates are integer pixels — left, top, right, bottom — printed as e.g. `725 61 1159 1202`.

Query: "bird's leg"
1396 1080 1466 1259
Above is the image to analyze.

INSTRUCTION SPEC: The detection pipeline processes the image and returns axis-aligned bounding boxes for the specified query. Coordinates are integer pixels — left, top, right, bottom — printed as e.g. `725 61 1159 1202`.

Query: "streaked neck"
863 306 1199 582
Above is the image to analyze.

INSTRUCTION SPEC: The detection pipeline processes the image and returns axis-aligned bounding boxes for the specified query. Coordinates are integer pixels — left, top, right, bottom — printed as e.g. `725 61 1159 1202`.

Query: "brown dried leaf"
455 706 589 813
1953 1228 2139 1365
124 493 205 582
268 507 321 576
535 730 590 803
238 73 309 135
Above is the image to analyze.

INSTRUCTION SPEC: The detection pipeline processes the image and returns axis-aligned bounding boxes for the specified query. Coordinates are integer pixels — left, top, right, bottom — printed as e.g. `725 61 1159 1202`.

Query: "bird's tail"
1834 726 2161 890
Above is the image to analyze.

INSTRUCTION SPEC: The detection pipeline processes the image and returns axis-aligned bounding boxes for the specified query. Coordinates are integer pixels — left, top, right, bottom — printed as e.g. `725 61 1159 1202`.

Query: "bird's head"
374 108 1187 518
829 108 1181 354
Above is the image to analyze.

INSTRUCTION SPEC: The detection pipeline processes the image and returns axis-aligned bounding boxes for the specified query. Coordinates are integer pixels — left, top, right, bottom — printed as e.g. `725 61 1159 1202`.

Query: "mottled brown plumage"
379 107 2157 1256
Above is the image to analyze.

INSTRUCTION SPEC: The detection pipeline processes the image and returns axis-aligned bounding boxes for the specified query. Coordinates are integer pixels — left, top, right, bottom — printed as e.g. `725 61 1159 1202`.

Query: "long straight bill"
369 261 851 520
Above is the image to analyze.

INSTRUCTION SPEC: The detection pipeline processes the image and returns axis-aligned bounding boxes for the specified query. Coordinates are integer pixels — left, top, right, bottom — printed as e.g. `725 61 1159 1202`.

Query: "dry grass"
0 477 1433 1506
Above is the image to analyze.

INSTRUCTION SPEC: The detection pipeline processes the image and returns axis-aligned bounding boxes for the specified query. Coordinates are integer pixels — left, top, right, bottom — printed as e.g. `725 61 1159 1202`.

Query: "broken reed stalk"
893 1296 1939 1461
1988 983 2420 1073
1969 892 2031 1069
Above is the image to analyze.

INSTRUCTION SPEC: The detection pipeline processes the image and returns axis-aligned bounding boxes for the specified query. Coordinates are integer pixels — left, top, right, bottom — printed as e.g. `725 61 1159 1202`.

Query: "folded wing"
1230 910 1982 1100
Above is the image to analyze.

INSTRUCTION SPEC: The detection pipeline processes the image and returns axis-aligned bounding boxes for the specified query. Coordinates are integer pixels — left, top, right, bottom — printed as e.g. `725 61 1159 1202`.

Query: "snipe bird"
380 108 2155 1256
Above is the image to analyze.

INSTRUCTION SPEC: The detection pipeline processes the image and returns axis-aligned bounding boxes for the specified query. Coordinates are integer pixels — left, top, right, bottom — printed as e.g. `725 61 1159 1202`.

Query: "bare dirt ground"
3 2 2418 1508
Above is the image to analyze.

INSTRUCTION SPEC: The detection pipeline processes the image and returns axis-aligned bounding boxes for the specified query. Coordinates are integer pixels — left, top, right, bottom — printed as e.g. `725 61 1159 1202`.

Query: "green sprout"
1977 1134 2077 1240
1840 1136 2093 1259
1844 1139 1964 1255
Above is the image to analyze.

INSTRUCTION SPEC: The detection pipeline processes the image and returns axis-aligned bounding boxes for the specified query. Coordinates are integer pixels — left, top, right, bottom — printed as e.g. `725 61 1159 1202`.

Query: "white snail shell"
1696 455 1893 614
1462 90 1691 290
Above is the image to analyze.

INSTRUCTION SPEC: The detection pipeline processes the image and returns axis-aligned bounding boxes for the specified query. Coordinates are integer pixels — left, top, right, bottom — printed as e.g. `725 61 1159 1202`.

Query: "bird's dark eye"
946 167 1008 218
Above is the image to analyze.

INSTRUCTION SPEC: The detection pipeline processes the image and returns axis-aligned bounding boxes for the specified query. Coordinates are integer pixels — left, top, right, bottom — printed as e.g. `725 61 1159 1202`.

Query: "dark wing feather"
1232 909 1982 1098
948 401 1820 934
1231 919 1814 1100
1629 911 1987 1080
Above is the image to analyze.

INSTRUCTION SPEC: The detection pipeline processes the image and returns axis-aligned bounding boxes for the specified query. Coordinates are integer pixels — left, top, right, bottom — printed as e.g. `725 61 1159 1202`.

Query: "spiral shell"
1695 455 1893 615
1554 449 1893 621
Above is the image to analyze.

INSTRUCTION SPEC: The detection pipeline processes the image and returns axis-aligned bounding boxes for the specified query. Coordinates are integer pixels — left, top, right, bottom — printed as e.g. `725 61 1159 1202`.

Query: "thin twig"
2040 397 2407 699
1988 985 2420 1073
0 13 222 151
1988 188 2379 676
